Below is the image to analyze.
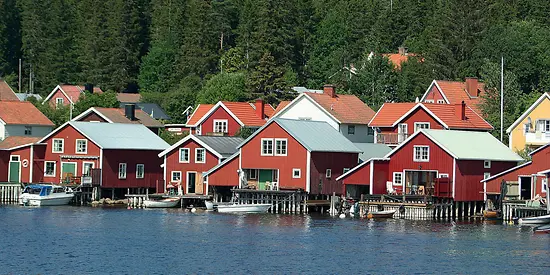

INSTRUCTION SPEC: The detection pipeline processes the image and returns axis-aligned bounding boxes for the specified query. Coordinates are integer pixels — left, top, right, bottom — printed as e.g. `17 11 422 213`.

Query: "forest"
0 0 549 139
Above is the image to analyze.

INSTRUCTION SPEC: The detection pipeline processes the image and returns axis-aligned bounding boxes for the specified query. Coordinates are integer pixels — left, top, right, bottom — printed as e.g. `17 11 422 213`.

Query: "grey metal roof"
69 121 169 150
195 136 244 158
257 118 361 153
16 93 42 101
119 102 171 120
291 87 323 94
353 142 392 162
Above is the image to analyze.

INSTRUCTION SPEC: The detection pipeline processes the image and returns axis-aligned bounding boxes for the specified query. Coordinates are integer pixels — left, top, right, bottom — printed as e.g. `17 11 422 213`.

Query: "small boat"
367 210 396 219
216 203 272 213
143 197 180 208
533 224 550 234
19 184 74 206
483 210 502 220
518 214 550 225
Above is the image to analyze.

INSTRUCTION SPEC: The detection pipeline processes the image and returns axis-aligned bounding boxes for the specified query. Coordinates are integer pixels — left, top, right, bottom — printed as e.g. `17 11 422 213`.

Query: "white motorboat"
518 214 550 225
143 197 180 208
19 184 74 206
216 203 272 213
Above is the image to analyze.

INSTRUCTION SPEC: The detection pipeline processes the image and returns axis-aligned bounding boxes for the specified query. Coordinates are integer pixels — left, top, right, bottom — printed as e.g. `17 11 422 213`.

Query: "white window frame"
414 122 430 132
52 138 64 153
10 155 20 162
24 126 32 135
274 138 288 156
542 178 548 193
195 148 206 163
179 148 190 163
75 139 88 154
261 138 274 156
439 173 449 178
484 172 491 180
249 169 257 180
393 172 403 186
82 161 94 176
56 98 64 107
326 169 332 178
213 119 228 133
292 168 301 179
425 99 434 103
343 168 350 173
413 145 430 162
348 125 355 135
44 161 56 177
484 160 491 169
118 163 127 179
171 171 182 182
437 99 445 104
136 164 145 179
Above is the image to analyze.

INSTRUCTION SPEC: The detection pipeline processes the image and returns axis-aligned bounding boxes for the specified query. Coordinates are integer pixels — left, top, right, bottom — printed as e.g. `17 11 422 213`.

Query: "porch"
376 133 408 145
390 170 452 197
241 169 280 191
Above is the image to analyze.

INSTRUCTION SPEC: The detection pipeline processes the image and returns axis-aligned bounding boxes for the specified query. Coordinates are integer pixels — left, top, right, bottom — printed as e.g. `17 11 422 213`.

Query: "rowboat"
367 210 396 219
216 203 272 213
19 184 74 206
483 210 502 220
533 224 550 234
143 197 180 208
518 214 550 225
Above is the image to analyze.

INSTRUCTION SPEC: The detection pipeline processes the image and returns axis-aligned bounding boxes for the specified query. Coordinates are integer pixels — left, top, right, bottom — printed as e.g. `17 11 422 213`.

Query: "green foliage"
197 72 247 104
159 128 186 145
31 101 70 128
73 92 120 116
516 145 533 163
234 127 255 139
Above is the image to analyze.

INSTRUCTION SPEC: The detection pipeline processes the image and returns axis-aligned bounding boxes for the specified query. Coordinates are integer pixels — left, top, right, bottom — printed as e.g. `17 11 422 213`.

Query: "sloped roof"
195 136 243 158
239 118 361 153
0 80 19 101
0 136 42 149
273 101 291 115
262 103 275 118
353 142 392 162
124 102 171 120
86 107 163 128
223 101 266 127
307 93 375 125
506 92 550 133
186 104 215 126
389 129 523 161
117 93 141 103
203 151 240 177
68 121 168 150
369 102 416 127
432 80 485 114
0 101 54 126
43 85 103 104
15 93 42 101
381 53 416 69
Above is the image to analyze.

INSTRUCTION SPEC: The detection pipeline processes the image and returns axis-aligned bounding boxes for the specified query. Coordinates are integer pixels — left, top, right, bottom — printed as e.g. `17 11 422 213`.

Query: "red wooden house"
420 77 485 114
482 142 550 201
338 129 523 202
369 102 492 146
204 118 361 196
184 100 275 136
158 135 243 196
42 84 103 107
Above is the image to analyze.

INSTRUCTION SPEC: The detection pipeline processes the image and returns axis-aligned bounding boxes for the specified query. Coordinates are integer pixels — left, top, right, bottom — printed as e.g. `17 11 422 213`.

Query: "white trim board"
158 134 223 158
420 80 450 104
187 101 245 127
506 92 550 133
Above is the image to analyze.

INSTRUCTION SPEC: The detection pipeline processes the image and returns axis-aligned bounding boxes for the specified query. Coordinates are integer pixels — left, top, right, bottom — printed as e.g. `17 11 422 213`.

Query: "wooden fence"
0 183 22 204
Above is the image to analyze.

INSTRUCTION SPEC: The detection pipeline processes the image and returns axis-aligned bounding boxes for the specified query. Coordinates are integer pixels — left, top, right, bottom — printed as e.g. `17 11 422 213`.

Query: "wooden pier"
125 194 212 208
231 189 308 213
502 201 548 221
0 183 22 204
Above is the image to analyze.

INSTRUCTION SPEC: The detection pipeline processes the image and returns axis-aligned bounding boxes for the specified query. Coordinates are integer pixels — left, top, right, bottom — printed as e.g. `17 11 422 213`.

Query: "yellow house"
507 92 550 152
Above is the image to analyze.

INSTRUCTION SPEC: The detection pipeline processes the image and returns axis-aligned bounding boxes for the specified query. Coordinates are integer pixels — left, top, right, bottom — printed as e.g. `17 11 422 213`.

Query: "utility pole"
18 59 22 93
500 56 504 142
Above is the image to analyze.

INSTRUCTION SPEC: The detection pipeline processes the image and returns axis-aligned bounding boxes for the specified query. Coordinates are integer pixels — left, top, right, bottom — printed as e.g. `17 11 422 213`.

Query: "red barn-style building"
205 118 361 196
338 130 523 202
369 102 492 146
482 142 550 200
158 135 242 196
420 78 485 114
42 84 103 107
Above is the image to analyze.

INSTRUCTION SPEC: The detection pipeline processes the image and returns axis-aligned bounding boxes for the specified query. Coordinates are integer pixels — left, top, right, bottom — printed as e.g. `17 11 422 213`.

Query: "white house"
0 101 54 140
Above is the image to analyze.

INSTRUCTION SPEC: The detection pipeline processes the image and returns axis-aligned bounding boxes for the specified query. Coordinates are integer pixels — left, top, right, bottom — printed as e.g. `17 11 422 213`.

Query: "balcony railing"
525 131 550 145
376 133 409 145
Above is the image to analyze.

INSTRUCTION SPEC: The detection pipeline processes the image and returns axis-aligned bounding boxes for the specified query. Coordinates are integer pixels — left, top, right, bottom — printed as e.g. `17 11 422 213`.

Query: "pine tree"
0 0 22 79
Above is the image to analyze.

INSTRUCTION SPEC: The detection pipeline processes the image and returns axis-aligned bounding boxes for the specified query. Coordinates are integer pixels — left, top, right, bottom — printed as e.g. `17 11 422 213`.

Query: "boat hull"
216 204 272 213
143 198 180 208
367 210 396 219
483 210 502 220
518 214 550 225
534 224 550 234
19 194 74 206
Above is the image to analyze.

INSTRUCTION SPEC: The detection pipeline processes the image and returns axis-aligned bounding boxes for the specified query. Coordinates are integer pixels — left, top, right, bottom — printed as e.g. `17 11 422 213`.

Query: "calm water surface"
1 205 549 274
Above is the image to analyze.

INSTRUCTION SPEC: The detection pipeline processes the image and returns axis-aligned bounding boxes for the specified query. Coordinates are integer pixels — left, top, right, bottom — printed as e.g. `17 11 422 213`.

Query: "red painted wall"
48 89 72 107
200 107 241 136
164 139 220 194
455 160 518 201
208 155 240 187
78 112 108 122
241 122 308 190
342 163 371 186
373 161 390 194
0 150 10 182
378 107 445 136
310 152 358 195
9 146 33 183
102 150 163 189
423 85 445 103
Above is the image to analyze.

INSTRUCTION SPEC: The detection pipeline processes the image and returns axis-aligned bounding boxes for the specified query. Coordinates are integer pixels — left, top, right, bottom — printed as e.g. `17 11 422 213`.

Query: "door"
195 174 204 195
83 162 94 176
398 124 408 143
258 170 273 190
61 163 77 183
8 156 20 183
187 172 196 194
520 176 532 200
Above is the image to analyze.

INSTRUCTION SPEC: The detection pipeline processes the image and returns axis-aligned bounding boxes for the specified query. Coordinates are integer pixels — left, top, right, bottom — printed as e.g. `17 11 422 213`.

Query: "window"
543 178 548 193
275 139 287 156
343 168 350 173
293 168 301 179
538 120 550 132
484 172 491 180
249 169 257 180
439 173 449 178
213 119 228 133
10 155 19 161
484 160 491 169
195 148 206 163
179 148 190 163
261 138 274 156
367 127 374 136
118 163 127 179
437 99 445 104
44 161 56 177
393 172 403 186
24 126 32 135
413 146 429 162
414 122 430 132
56 98 64 108
52 139 64 153
425 99 434 103
326 169 332 178
348 125 355 135
82 162 93 176
171 171 182 182
76 139 87 154
136 164 144 179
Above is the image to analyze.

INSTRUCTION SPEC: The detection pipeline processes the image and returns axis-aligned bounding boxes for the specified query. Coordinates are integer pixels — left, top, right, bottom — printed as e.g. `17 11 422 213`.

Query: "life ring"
22 159 29 168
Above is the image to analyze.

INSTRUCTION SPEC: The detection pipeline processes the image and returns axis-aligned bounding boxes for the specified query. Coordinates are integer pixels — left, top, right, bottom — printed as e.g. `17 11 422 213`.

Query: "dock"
0 183 22 204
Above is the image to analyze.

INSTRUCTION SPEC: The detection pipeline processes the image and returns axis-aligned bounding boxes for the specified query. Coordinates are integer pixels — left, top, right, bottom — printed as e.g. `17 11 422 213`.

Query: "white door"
398 124 408 143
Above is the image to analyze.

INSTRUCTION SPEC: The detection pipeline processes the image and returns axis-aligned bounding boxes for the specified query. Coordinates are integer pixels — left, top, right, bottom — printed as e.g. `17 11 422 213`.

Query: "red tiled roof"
263 104 275 118
273 101 291 115
307 93 375 125
0 136 41 149
0 80 19 101
117 93 141 103
369 102 492 130
93 108 163 127
186 104 214 126
55 85 104 103
0 101 54 126
382 54 410 69
223 102 267 127
435 80 485 114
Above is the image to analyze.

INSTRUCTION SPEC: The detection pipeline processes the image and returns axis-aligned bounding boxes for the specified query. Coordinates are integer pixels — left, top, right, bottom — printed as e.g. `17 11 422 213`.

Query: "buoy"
191 208 197 213
339 213 346 219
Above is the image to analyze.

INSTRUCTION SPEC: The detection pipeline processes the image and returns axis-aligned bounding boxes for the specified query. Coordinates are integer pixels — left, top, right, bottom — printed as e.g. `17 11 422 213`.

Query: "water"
1 206 549 274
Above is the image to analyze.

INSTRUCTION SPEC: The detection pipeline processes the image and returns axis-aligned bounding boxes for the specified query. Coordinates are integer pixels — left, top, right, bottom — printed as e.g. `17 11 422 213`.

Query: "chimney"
323 84 336 98
125 104 136 121
255 98 265 119
398 46 408 56
455 101 466 120
465 77 478 97
84 83 94 94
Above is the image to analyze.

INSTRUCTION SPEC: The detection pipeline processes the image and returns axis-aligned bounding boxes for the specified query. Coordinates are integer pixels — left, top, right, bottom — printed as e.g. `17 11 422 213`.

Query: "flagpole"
500 56 504 142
